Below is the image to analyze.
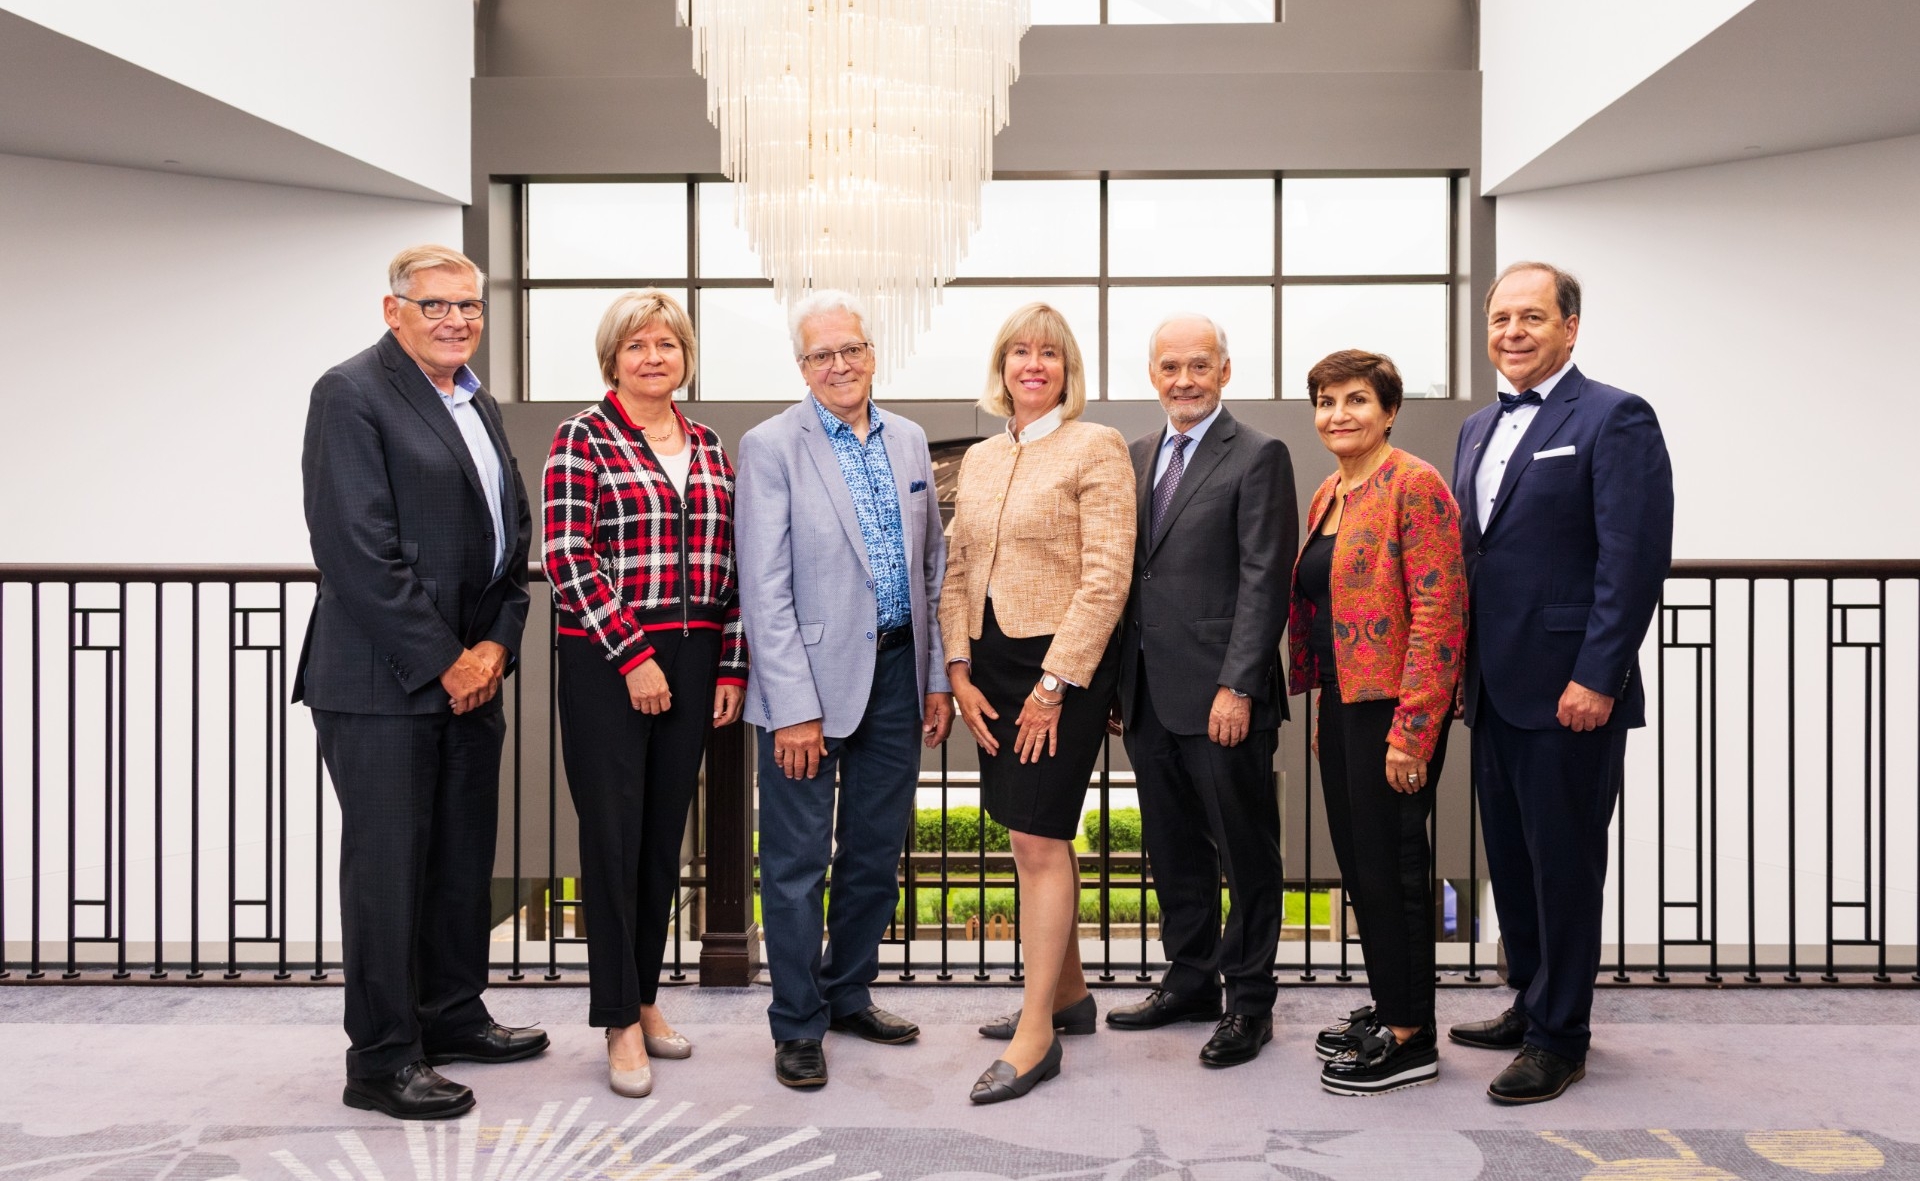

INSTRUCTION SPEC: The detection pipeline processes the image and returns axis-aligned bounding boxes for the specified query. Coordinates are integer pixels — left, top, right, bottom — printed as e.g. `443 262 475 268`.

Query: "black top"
1298 528 1339 687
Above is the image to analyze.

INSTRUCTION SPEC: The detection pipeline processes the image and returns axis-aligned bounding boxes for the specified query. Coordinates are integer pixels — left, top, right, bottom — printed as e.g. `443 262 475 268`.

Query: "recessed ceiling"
1489 0 1920 194
0 10 458 203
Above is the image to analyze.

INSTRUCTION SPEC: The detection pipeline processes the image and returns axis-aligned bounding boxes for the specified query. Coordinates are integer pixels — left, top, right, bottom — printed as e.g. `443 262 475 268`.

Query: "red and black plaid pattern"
542 396 746 682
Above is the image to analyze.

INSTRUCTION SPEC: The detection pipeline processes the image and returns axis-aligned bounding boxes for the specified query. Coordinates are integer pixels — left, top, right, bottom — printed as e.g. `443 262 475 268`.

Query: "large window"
521 174 1455 403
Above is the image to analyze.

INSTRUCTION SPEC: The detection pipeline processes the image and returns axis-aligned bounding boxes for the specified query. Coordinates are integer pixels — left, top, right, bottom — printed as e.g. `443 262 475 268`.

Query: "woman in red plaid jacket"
542 289 746 1099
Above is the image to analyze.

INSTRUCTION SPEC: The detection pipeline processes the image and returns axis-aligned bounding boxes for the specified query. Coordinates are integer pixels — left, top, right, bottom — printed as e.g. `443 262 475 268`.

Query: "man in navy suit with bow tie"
1447 262 1673 1104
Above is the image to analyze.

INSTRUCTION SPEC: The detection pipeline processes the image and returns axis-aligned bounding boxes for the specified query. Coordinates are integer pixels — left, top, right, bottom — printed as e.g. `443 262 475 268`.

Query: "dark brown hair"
1485 260 1582 320
1306 349 1405 415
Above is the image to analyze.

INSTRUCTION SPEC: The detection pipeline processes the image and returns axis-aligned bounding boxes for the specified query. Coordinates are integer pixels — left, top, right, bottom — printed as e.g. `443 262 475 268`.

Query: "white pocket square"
1533 445 1576 460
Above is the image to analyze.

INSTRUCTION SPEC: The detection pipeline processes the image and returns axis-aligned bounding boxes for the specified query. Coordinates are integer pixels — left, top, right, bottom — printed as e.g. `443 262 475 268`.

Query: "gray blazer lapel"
879 412 921 572
1484 371 1583 534
799 402 875 576
1146 411 1237 560
380 334 491 509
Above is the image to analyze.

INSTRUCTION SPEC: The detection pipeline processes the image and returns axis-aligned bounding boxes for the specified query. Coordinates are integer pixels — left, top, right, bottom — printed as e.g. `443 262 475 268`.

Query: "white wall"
1493 133 1920 560
1479 0 1750 191
0 0 473 201
0 151 463 563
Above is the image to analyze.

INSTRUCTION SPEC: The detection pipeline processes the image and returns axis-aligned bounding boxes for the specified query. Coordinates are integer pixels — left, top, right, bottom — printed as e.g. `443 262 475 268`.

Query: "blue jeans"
757 644 922 1041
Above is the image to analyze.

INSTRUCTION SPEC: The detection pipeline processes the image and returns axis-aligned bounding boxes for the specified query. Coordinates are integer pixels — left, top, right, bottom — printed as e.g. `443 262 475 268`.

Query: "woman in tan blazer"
943 302 1136 1104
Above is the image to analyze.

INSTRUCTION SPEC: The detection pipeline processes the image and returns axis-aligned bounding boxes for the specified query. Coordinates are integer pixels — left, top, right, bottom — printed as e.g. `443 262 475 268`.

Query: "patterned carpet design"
2 984 1915 1181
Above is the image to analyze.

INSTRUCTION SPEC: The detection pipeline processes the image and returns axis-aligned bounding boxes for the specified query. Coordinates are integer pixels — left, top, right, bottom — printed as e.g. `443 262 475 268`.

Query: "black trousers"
1316 692 1449 1028
556 629 720 1027
314 705 504 1079
1125 667 1283 1015
1473 689 1625 1062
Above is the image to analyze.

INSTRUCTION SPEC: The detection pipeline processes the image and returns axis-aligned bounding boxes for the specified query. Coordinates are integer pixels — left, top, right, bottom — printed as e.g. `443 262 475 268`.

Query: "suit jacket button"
1143 570 1152 580
1476 546 1486 556
866 631 875 639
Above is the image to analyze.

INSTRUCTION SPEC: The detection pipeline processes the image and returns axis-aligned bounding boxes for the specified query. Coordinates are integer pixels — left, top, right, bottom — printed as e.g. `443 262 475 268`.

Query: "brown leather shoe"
342 1061 474 1120
1488 1044 1585 1104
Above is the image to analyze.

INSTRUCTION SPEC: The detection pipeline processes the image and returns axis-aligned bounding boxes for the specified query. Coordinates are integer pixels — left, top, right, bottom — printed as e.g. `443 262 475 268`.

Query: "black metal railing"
1 559 1915 986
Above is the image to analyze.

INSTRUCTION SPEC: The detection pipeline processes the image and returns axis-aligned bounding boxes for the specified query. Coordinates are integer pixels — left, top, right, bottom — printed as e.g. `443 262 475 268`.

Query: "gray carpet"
2 983 1917 1181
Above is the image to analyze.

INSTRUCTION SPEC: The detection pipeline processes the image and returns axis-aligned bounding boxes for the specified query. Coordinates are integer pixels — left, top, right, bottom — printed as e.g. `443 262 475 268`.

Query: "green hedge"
914 805 1011 852
1080 807 1144 852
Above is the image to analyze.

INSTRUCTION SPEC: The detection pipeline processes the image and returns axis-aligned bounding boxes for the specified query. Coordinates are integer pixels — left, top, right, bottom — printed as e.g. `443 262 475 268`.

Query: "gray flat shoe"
969 1037 1063 1104
644 1031 693 1059
607 1029 653 1097
978 994 1098 1040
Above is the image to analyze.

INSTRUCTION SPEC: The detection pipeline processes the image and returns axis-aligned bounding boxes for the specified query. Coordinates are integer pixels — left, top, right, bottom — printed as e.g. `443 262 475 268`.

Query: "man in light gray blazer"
734 290 954 1090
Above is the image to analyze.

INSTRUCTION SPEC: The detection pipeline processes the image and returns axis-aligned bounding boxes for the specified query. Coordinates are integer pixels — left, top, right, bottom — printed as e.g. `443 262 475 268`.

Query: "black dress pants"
1473 689 1625 1062
1316 692 1449 1028
556 628 720 1027
1125 669 1283 1015
314 704 504 1079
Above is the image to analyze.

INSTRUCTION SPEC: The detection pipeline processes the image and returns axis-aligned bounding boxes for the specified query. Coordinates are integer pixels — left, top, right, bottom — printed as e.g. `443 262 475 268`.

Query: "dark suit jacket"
1451 365 1673 731
1118 408 1297 736
292 332 532 715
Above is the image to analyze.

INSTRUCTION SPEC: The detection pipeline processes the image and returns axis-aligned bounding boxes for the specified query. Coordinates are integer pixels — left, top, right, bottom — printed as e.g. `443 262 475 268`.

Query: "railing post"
699 720 760 986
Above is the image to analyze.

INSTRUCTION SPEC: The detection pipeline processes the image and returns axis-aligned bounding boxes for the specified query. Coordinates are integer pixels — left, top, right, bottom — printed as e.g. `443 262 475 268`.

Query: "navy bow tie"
1498 389 1542 413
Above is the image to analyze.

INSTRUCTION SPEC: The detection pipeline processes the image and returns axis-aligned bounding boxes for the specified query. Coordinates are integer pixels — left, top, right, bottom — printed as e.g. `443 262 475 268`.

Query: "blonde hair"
595 289 697 391
979 302 1088 421
388 245 484 297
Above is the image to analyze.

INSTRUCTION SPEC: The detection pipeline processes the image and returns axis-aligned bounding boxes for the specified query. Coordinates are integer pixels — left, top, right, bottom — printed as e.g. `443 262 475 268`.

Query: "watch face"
1041 674 1062 692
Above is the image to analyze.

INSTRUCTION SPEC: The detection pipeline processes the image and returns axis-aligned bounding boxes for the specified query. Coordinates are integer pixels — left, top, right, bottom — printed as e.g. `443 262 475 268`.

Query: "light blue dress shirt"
1152 402 1226 487
429 364 509 579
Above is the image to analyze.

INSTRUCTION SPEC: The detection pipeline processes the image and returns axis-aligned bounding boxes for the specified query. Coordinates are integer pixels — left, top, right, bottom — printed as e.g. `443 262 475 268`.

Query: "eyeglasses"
396 295 487 320
798 342 872 370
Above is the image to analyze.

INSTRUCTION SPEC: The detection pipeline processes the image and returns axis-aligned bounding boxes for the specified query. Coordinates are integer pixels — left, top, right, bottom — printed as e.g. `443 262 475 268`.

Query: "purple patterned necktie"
1151 433 1192 534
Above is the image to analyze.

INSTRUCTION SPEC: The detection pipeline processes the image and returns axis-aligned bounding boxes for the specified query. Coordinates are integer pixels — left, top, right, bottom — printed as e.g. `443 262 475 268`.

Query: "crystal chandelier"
678 0 1031 373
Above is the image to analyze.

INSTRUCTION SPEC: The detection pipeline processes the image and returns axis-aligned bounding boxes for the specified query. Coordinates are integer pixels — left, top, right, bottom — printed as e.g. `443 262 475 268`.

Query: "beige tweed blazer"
939 419 1136 686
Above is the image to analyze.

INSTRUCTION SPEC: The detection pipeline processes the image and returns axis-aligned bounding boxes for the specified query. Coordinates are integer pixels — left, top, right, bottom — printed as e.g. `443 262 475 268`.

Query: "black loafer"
1448 1006 1528 1050
969 1037 1063 1104
1104 989 1223 1030
1315 1005 1377 1061
1488 1044 1585 1104
979 994 1098 1040
1320 1024 1439 1096
342 1061 474 1120
424 1022 550 1065
1198 1013 1272 1068
828 1004 919 1044
774 1038 828 1088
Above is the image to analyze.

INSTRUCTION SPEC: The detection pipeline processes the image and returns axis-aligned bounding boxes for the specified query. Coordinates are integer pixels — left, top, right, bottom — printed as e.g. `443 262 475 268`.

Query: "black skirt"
973 598 1121 840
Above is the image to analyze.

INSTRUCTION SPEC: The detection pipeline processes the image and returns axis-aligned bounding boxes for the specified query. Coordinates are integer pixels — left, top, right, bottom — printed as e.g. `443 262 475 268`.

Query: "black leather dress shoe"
1104 989 1223 1031
1448 1006 1528 1050
1488 1044 1585 1104
969 1037 1063 1104
828 1004 920 1044
1198 1013 1272 1068
979 993 1098 1040
774 1038 828 1088
424 1022 550 1065
343 1061 474 1120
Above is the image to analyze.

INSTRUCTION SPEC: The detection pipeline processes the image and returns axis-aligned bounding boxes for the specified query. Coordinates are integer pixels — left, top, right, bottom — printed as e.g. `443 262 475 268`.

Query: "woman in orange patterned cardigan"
1286 349 1467 1098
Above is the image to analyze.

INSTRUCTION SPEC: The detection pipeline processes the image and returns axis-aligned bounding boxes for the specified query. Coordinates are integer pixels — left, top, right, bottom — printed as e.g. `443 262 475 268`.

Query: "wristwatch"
1040 673 1064 694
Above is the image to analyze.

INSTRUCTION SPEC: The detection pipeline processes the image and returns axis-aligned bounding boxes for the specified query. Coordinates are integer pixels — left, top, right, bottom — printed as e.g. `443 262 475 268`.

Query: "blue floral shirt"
811 395 912 631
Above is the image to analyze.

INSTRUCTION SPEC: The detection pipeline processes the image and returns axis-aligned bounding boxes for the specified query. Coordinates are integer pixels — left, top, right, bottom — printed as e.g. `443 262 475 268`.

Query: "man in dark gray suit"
1111 314 1297 1068
294 245 543 1120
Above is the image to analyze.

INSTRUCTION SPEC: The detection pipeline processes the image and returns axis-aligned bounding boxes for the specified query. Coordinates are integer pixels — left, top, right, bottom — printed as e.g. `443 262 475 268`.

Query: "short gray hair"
388 244 485 297
788 289 872 353
1146 313 1230 364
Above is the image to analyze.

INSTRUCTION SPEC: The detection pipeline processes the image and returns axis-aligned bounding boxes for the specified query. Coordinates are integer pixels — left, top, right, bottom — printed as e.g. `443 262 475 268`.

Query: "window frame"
515 170 1461 403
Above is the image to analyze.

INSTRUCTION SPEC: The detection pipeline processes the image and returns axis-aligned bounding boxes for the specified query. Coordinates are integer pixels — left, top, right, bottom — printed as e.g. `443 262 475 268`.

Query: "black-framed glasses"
396 295 487 320
798 342 872 370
